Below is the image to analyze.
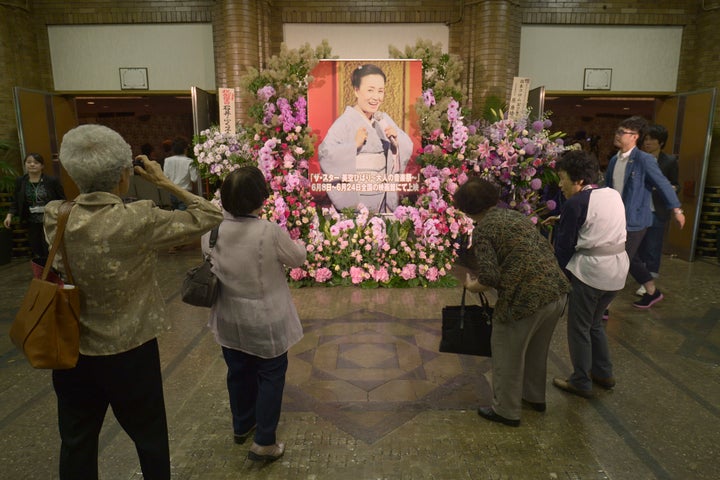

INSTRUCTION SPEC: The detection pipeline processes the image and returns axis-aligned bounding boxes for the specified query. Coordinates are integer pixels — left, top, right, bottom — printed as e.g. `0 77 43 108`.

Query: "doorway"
544 95 655 170
74 95 197 162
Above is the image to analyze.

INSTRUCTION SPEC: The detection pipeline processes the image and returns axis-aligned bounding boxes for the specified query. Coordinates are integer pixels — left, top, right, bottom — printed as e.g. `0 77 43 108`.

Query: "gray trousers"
567 275 617 390
490 294 567 420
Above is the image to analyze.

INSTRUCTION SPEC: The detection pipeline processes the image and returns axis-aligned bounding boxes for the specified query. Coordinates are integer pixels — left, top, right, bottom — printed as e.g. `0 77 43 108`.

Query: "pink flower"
350 266 366 284
425 266 440 281
372 267 390 283
314 267 332 283
289 268 307 280
400 263 417 280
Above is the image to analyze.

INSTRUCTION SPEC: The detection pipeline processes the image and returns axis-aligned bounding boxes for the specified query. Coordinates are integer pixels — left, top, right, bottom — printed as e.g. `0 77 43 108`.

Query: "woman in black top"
3 153 65 260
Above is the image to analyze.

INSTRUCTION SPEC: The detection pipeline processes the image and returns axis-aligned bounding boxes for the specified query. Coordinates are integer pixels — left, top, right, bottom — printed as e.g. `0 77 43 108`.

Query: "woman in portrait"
318 63 413 212
4 153 65 261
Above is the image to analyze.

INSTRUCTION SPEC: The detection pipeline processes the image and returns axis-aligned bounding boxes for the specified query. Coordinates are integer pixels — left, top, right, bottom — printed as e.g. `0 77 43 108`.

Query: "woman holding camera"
45 124 222 479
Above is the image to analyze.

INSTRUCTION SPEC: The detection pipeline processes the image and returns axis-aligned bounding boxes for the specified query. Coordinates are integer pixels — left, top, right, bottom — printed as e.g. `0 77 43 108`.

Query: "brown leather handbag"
9 201 80 369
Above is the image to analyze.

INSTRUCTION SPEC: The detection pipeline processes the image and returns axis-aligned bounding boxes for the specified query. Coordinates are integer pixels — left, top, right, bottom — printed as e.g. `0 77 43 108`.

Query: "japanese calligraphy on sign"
508 77 531 120
219 87 236 135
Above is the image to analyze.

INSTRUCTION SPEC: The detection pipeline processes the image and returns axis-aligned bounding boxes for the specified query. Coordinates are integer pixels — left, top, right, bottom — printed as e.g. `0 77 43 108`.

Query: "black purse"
439 288 493 357
181 226 219 307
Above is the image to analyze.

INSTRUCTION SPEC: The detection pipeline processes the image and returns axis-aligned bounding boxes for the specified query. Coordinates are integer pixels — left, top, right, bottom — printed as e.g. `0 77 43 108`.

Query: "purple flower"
257 85 276 102
530 178 542 190
531 120 544 132
546 199 557 211
423 89 436 107
263 103 276 124
452 122 468 152
277 97 295 132
447 100 461 123
294 97 307 125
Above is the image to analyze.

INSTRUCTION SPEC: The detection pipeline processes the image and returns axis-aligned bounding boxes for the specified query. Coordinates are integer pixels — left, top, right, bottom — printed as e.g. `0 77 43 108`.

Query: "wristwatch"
673 208 684 215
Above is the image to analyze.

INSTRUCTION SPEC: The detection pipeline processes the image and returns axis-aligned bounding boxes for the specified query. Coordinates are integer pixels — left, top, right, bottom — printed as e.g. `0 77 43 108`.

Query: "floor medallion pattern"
284 308 493 443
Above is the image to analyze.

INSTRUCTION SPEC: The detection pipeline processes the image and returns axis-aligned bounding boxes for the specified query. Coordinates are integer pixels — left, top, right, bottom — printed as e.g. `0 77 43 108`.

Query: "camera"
132 157 144 168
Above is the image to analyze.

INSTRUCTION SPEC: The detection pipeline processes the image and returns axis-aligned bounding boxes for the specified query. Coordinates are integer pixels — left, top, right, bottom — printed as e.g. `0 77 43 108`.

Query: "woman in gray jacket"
203 166 306 462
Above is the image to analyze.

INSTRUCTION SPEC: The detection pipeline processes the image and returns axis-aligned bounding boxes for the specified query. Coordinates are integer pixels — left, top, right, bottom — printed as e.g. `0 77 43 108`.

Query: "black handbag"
439 288 493 357
181 226 219 307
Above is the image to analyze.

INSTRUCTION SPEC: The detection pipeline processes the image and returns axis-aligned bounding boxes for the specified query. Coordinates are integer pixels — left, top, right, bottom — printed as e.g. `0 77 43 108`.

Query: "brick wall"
2 0 718 182
695 6 720 186
0 2 48 171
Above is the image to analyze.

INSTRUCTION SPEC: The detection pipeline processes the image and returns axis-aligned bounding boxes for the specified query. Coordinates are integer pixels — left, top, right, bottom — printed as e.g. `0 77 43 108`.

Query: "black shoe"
552 378 594 398
522 398 546 412
590 374 616 390
477 406 520 427
633 290 664 309
233 424 256 445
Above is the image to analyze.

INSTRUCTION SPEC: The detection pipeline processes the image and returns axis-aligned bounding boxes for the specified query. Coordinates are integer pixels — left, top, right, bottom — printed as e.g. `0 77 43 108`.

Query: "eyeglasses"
616 129 637 136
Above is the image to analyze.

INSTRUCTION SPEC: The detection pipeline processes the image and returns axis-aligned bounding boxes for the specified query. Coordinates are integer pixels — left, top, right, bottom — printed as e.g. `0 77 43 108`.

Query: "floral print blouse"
462 207 570 324
44 192 223 355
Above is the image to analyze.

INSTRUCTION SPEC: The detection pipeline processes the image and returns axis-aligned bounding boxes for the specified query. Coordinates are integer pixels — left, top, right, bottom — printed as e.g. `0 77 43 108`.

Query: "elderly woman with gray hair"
43 124 222 480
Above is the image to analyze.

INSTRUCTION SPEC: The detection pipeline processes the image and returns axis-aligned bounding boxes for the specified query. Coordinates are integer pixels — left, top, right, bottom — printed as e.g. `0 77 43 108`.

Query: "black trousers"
626 228 653 285
26 221 49 260
52 338 170 480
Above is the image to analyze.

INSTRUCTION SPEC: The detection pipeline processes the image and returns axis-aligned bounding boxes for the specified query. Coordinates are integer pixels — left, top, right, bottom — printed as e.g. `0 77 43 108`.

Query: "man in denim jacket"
604 116 685 309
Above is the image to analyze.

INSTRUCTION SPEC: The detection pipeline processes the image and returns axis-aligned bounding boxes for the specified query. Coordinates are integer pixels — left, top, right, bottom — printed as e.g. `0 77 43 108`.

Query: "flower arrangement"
192 40 565 287
469 114 564 223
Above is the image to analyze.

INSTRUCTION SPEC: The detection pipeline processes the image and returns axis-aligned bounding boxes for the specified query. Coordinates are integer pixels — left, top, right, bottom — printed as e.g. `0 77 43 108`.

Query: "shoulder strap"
209 225 219 248
42 201 76 283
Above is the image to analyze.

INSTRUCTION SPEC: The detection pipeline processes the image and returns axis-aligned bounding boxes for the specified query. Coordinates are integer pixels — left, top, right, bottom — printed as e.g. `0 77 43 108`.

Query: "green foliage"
482 96 506 123
0 139 20 193
389 39 465 103
240 41 335 124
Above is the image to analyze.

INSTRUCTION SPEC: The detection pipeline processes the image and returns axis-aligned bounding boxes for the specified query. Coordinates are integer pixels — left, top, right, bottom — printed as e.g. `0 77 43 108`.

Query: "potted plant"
0 139 20 265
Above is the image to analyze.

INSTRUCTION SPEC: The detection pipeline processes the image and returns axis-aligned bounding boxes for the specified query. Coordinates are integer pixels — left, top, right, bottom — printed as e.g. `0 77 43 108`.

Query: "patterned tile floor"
1 249 719 479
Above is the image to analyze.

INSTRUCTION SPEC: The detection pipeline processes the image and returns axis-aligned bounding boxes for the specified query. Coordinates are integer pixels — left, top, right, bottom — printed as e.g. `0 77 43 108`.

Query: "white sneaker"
635 285 647 296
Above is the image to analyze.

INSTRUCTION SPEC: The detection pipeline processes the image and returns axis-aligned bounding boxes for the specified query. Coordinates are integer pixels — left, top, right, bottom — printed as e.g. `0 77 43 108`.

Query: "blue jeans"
221 348 288 446
567 275 617 390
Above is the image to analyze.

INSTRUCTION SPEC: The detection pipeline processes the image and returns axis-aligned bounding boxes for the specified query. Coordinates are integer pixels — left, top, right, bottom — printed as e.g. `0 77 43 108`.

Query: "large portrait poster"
307 59 423 212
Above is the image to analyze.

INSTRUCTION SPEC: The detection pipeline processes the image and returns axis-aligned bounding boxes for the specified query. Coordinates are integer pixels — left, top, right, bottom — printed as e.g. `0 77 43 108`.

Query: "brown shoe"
553 378 594 398
590 374 616 390
248 442 285 462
